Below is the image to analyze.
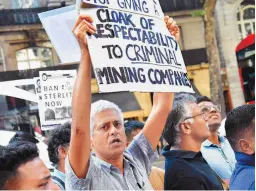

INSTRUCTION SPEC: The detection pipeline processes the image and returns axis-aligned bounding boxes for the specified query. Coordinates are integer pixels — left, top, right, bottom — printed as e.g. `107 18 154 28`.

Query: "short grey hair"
163 93 196 146
90 100 123 137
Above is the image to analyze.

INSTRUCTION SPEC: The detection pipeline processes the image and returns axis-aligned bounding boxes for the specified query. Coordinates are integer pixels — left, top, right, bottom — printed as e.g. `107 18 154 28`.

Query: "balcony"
159 0 203 13
0 7 59 26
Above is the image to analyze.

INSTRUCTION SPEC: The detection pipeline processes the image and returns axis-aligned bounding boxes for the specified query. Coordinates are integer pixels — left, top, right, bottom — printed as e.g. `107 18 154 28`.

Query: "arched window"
237 4 255 40
16 47 54 70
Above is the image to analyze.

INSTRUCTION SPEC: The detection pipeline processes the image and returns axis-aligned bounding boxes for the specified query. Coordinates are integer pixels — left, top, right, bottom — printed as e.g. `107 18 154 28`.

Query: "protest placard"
38 5 80 63
78 0 194 93
39 70 76 131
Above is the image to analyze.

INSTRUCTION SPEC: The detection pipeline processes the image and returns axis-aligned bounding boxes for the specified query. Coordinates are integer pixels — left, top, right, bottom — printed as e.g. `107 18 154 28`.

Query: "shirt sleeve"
65 155 99 190
127 132 158 176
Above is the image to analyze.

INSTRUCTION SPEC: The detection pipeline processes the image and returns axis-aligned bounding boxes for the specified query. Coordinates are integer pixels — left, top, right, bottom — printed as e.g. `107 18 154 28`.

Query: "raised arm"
142 16 179 150
69 15 96 178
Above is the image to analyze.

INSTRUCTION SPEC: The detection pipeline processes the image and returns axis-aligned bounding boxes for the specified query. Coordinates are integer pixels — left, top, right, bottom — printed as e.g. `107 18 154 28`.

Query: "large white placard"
79 0 194 93
39 70 76 131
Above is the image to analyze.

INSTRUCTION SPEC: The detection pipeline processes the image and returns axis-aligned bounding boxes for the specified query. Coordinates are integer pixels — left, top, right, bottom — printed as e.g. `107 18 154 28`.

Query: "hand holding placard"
72 15 96 50
164 16 180 42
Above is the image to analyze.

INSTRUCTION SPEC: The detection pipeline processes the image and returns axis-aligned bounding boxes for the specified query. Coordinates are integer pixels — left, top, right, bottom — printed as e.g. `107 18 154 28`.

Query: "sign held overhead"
78 0 194 93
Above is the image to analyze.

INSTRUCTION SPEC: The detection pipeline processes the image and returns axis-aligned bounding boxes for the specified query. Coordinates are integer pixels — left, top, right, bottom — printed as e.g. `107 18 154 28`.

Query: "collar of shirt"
235 151 255 166
202 135 226 147
94 156 112 173
93 151 138 172
163 146 203 159
92 151 145 188
53 168 66 181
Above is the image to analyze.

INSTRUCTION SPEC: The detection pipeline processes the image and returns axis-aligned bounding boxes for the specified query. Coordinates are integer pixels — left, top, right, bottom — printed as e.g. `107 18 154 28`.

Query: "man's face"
91 109 126 159
198 101 221 132
10 157 59 190
186 103 210 143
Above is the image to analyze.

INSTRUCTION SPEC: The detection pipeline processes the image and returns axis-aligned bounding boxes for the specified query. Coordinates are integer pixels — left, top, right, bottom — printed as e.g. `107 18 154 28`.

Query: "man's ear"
58 146 68 159
180 122 192 135
239 139 254 155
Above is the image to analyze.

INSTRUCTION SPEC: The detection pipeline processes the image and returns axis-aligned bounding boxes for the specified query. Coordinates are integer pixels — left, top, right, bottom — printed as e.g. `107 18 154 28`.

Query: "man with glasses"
162 93 223 190
47 122 71 190
197 96 236 182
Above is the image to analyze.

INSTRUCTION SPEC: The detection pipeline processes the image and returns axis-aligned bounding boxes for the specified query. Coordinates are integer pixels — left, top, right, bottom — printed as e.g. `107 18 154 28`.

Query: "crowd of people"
0 15 255 190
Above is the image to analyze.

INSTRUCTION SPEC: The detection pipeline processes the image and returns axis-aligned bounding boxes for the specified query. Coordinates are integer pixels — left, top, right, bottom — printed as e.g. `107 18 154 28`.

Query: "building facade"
0 0 75 71
215 0 255 108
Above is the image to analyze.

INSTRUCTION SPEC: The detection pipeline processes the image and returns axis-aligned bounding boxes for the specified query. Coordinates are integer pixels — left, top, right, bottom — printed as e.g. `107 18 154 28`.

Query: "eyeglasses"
184 112 208 121
200 105 221 113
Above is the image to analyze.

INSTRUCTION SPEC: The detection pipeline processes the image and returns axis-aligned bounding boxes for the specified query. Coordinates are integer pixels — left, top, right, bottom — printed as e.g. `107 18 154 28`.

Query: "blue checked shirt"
65 132 158 190
201 136 236 180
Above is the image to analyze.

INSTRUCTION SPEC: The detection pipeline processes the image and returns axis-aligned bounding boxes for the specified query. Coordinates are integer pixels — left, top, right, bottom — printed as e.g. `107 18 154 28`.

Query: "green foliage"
191 10 205 17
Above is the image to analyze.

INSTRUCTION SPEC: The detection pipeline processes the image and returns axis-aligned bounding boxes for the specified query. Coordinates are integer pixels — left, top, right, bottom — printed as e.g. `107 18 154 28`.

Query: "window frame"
237 5 255 40
16 47 54 70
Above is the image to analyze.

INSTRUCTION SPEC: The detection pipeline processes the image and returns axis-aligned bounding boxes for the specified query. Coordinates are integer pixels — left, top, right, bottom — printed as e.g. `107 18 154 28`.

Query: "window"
16 47 54 70
12 0 39 9
237 5 255 40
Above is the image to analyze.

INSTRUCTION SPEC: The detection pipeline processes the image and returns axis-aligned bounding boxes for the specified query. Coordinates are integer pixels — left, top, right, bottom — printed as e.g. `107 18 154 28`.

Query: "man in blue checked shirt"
65 14 178 190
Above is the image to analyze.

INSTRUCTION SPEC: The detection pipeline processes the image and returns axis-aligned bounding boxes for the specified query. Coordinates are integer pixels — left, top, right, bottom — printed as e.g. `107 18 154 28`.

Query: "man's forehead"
17 158 50 180
94 110 122 124
198 101 214 107
189 102 201 109
188 103 202 115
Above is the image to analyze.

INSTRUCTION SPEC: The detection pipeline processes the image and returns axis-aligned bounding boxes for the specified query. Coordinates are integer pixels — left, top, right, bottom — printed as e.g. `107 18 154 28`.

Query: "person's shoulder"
166 157 194 169
150 167 165 190
150 166 165 180
151 166 165 174
165 158 199 177
164 157 209 190
230 165 255 190
235 163 255 174
126 132 158 163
